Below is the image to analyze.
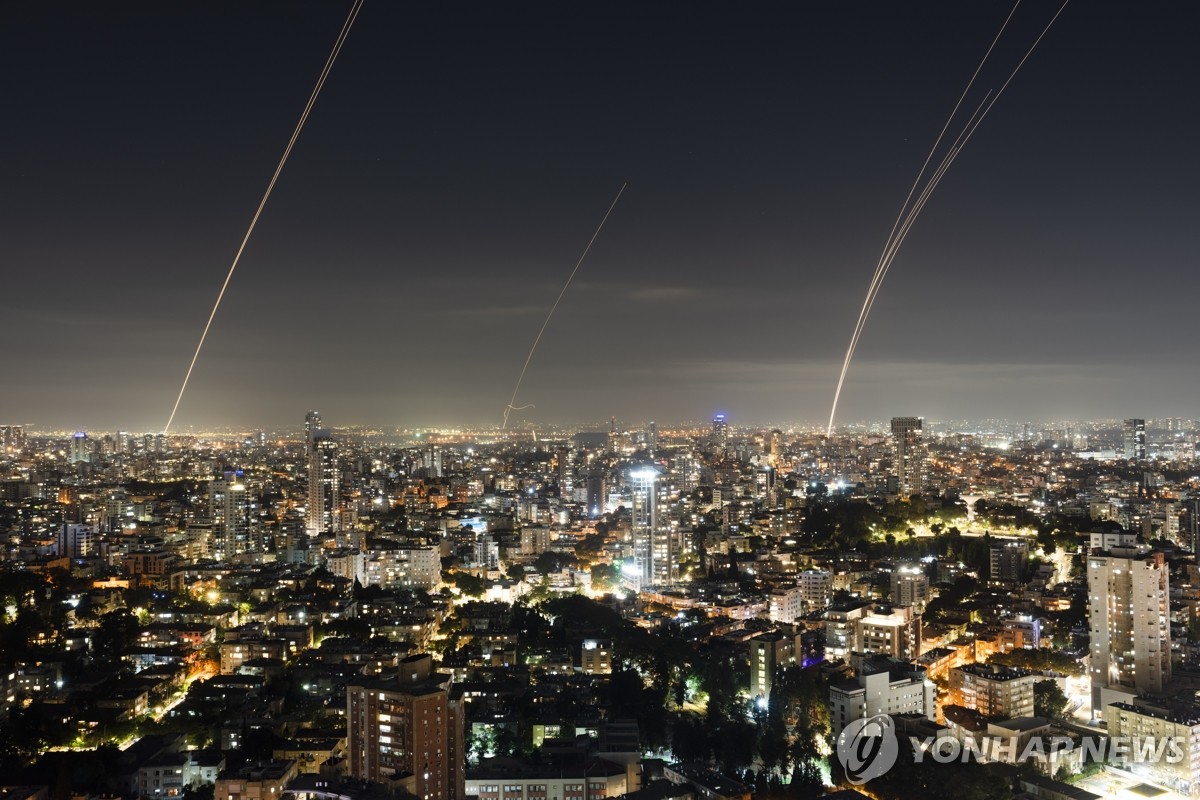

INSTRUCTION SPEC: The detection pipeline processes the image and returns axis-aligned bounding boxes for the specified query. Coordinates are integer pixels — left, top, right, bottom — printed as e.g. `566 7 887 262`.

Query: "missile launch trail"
164 0 364 434
826 0 1070 436
502 183 627 430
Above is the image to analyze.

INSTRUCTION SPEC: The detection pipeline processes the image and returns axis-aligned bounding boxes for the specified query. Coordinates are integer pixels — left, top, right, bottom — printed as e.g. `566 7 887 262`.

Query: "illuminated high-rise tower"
1088 535 1170 717
70 431 89 464
712 413 729 450
307 430 340 535
586 468 606 518
1123 418 1146 461
628 465 673 587
210 470 253 559
0 425 25 454
766 428 784 468
305 410 322 452
890 416 925 496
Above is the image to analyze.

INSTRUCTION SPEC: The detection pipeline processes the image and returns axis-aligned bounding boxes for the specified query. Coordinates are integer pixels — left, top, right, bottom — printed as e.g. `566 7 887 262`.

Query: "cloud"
451 304 543 318
627 286 701 303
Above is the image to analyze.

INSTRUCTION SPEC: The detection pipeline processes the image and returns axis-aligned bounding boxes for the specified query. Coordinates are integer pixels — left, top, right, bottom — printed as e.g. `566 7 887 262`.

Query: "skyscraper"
305 409 322 451
766 428 784 468
0 425 24 454
210 471 253 559
1123 418 1146 460
712 413 729 450
70 431 89 464
346 654 464 800
1088 535 1170 717
628 466 665 588
586 468 606 518
890 416 925 496
307 430 340 535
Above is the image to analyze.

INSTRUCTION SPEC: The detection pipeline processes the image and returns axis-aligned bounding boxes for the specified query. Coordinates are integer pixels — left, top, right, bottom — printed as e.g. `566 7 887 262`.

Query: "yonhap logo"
836 714 899 785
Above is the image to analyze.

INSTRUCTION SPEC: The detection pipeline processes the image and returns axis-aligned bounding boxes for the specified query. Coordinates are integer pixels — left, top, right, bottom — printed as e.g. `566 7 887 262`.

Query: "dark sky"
3 1 1198 432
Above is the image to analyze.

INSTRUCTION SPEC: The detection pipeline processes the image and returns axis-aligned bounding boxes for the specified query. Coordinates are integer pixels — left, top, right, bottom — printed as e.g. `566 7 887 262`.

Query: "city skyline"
4 2 1199 431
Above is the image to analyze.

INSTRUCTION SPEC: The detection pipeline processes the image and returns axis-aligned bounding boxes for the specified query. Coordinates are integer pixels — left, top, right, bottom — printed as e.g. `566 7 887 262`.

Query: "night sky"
3 2 1198 432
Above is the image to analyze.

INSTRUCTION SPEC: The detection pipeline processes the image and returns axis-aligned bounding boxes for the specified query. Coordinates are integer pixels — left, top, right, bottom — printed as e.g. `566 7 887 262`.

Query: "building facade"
830 661 935 737
890 417 925 496
1088 543 1171 716
948 663 1038 719
346 654 465 800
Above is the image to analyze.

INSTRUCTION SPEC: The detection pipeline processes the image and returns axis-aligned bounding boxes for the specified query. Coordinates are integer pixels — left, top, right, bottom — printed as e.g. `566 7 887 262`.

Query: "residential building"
346 654 465 800
948 663 1038 719
829 658 935 737
749 631 795 705
1107 700 1200 796
1088 542 1171 716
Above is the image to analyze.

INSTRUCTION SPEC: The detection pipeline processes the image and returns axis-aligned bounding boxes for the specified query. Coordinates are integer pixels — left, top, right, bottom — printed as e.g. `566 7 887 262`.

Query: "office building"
586 469 607 519
1123 418 1146 461
890 417 925 496
0 425 24 454
305 410 322 451
70 431 90 464
712 413 728 450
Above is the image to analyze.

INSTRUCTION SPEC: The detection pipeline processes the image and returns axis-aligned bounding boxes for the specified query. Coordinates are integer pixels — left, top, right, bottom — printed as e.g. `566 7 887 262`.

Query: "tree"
790 760 824 796
533 551 574 575
449 572 486 597
1034 679 1069 720
988 649 1084 676
589 563 619 593
93 609 139 665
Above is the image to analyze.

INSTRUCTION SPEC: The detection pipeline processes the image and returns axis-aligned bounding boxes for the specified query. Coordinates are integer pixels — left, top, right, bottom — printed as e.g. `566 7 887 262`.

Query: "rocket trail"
502 183 627 430
827 0 1019 439
826 0 1069 436
842 92 994 382
848 0 1070 389
163 0 365 434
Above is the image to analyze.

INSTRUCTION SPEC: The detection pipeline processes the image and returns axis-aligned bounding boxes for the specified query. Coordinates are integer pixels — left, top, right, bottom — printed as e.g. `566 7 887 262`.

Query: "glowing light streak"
502 182 627 429
827 0 1069 435
164 0 365 433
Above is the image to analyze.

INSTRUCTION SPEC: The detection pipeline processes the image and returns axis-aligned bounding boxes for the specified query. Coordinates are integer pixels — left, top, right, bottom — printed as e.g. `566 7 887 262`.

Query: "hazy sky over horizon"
3 1 1198 432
